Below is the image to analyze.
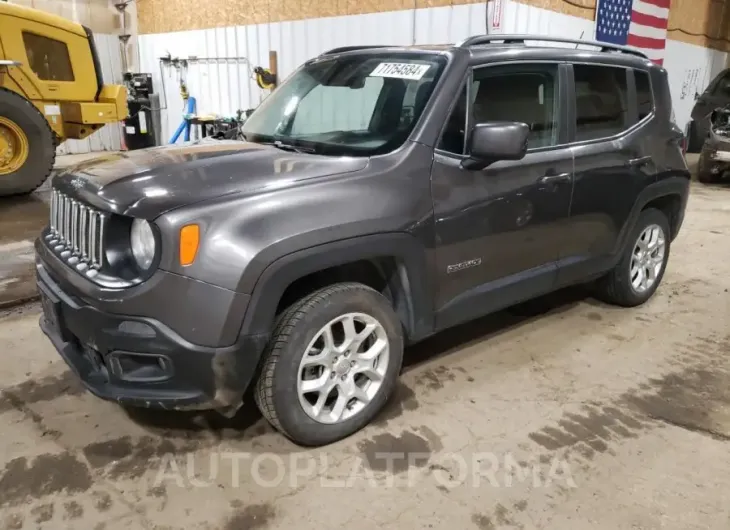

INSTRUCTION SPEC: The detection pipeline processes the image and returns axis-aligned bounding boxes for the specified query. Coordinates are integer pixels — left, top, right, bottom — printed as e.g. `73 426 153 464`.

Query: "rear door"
558 63 658 286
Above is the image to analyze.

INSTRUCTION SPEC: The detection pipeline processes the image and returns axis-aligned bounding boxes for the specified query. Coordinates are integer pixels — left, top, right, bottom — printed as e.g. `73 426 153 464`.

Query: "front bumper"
36 256 269 411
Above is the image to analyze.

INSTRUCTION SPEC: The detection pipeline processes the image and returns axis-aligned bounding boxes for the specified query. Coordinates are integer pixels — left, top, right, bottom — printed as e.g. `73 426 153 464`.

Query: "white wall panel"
58 33 124 155
665 38 727 129
138 1 728 143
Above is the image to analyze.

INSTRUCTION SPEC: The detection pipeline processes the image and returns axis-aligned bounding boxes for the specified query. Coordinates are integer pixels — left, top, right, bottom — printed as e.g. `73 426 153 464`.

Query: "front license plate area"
39 284 68 342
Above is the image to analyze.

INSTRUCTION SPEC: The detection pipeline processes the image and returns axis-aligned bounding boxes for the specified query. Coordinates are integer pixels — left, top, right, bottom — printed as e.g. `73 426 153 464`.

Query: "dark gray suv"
36 35 690 446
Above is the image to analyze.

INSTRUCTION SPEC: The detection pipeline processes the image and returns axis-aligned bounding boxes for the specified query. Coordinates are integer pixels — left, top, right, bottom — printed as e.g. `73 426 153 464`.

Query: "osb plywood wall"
520 0 730 52
137 0 480 33
137 0 730 52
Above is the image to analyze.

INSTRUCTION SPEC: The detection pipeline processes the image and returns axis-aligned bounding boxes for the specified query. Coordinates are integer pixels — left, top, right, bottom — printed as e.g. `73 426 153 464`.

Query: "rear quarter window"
635 70 654 121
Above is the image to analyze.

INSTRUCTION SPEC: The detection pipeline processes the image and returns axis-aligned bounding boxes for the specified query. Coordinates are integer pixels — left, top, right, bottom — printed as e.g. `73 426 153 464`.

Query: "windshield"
242 52 448 156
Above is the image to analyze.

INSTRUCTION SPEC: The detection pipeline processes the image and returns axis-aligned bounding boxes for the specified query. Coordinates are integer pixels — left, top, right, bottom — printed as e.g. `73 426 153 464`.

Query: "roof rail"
321 45 391 56
456 34 648 59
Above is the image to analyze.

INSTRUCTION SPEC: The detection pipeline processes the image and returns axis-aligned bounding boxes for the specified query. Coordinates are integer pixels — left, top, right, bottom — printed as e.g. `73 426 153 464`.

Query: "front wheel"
594 208 671 307
254 283 404 446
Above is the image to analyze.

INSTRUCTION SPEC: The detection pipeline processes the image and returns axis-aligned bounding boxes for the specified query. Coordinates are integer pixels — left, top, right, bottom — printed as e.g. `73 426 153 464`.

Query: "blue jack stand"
169 96 197 144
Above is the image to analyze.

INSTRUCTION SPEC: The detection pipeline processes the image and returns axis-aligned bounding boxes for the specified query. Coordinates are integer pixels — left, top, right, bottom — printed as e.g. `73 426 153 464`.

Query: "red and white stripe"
627 0 670 65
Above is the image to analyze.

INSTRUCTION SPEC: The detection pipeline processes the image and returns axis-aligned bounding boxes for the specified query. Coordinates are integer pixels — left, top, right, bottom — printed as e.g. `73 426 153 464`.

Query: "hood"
53 140 369 219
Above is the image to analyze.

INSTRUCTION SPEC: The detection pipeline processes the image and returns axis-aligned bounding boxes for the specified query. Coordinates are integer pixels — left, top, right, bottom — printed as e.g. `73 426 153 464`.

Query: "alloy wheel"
630 223 666 293
297 312 390 424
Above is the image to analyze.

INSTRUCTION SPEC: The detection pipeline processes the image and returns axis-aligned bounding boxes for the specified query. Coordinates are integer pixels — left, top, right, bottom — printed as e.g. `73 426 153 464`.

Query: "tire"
254 282 404 446
697 149 720 184
0 88 56 196
593 208 671 307
686 121 703 154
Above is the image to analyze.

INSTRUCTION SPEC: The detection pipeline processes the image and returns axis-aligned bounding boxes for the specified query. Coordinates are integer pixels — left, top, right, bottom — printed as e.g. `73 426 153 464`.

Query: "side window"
437 85 467 154
437 63 559 155
635 70 654 121
471 64 559 149
574 65 628 142
23 32 75 82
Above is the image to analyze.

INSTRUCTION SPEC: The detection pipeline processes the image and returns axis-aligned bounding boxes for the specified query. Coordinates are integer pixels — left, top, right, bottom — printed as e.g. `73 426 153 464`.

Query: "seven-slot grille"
48 189 107 270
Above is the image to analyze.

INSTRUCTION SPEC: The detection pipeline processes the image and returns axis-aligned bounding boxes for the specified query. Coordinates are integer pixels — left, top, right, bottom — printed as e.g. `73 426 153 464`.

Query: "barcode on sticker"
370 63 430 80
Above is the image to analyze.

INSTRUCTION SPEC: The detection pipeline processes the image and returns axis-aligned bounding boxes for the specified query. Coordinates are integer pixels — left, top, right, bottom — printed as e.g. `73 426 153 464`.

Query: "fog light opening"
111 352 173 383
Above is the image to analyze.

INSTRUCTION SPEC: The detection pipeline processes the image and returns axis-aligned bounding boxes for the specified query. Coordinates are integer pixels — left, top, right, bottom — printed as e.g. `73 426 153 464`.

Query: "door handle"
538 172 571 184
627 156 652 167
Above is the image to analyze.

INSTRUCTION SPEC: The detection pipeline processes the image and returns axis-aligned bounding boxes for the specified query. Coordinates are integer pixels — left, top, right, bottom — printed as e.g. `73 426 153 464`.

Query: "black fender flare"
612 175 689 260
238 233 436 340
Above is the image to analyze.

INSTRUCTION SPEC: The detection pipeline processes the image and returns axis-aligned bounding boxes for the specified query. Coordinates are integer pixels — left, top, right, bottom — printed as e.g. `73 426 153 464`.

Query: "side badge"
447 258 482 274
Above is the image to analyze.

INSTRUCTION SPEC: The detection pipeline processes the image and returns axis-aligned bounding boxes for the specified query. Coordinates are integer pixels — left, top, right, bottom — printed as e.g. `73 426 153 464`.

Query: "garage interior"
2 0 730 529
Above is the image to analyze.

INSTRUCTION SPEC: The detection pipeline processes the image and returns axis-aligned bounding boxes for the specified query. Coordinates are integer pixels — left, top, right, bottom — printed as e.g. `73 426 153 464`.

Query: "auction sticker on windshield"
370 62 431 80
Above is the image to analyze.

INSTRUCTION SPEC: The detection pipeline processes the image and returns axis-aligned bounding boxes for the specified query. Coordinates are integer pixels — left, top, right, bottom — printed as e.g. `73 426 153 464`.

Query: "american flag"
595 0 670 65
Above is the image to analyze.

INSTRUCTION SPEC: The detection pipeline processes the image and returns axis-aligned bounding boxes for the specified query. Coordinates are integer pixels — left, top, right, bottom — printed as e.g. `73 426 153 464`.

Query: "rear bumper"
701 139 730 175
710 151 730 162
36 257 268 411
707 132 730 149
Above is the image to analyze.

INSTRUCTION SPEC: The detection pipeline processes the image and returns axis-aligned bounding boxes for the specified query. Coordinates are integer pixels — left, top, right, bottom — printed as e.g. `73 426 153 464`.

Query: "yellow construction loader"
0 3 127 196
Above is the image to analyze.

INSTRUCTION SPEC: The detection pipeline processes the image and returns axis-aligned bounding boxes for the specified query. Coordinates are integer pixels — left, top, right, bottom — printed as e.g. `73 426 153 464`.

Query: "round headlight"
130 219 156 270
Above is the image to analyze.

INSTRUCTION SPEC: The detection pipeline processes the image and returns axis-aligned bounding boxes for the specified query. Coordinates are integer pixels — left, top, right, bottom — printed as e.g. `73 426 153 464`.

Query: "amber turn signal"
179 224 200 266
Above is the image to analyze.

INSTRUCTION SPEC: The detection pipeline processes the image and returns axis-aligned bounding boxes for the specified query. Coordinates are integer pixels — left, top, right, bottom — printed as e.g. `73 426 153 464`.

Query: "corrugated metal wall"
10 0 121 33
138 3 488 143
57 33 125 154
138 0 730 139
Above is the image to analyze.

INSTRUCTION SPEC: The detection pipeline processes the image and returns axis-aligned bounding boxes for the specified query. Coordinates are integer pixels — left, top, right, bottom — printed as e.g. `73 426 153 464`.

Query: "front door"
432 62 574 330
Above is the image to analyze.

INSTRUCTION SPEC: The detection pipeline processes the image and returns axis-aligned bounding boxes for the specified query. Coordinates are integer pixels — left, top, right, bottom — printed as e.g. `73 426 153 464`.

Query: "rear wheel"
594 208 671 307
254 283 403 446
0 88 56 196
686 121 703 153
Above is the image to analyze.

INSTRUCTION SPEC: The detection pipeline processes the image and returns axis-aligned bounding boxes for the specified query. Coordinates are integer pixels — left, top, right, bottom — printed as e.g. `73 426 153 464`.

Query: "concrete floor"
1 166 730 529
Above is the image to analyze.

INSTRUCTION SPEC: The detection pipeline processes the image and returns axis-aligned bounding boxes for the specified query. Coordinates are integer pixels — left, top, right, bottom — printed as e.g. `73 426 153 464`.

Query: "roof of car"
320 35 659 71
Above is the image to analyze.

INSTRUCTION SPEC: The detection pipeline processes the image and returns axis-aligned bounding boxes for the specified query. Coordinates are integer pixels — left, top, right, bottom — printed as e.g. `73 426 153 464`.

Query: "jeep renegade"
36 35 690 446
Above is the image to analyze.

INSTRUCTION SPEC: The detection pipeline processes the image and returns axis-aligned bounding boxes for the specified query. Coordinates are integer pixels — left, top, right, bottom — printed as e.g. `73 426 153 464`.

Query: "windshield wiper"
269 140 316 154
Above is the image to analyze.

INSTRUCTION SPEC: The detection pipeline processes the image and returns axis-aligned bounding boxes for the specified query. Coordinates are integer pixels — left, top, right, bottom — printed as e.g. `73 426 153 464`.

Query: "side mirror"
461 122 529 170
